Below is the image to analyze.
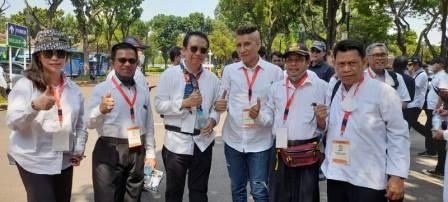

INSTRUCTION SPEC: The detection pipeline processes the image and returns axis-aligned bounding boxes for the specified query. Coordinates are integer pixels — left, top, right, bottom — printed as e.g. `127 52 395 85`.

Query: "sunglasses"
310 48 322 53
116 58 138 64
41 50 67 59
189 46 208 54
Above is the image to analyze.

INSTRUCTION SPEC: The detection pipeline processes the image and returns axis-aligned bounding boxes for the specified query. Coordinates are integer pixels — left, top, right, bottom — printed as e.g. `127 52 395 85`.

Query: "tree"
10 7 66 37
0 0 9 17
182 13 213 34
208 20 234 64
25 0 63 29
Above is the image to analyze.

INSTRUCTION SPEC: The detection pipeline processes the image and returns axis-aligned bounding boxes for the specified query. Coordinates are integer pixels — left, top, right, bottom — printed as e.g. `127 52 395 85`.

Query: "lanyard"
242 66 261 102
339 76 364 136
367 68 374 78
53 75 65 126
181 64 202 85
111 77 138 121
283 73 308 123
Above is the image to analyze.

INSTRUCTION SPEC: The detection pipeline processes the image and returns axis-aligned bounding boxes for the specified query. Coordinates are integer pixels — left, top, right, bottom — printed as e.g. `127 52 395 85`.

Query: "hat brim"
284 50 309 58
33 41 70 54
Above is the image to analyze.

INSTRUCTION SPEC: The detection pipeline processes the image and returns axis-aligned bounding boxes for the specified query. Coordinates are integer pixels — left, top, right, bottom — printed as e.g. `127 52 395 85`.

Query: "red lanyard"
283 73 308 122
339 76 364 136
111 77 138 121
53 76 64 126
242 66 261 102
367 68 374 78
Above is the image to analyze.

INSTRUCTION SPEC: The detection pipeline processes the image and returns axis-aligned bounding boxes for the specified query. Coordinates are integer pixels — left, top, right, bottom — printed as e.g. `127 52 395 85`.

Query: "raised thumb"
221 90 227 99
105 91 112 98
256 98 261 108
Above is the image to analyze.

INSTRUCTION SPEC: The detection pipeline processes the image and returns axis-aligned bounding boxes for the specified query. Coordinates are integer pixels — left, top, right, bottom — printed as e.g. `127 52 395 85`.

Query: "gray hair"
366 43 389 55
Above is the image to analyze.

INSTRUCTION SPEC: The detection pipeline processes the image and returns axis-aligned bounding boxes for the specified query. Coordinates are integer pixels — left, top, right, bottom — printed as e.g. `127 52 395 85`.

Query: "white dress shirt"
258 70 328 140
427 71 447 110
7 77 87 175
322 76 410 190
85 76 155 158
154 63 221 155
365 68 411 102
408 68 428 108
220 58 284 153
107 67 148 89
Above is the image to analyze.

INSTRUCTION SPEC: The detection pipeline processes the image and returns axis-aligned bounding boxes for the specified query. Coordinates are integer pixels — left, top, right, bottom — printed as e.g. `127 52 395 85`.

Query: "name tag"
52 125 71 152
275 127 288 148
332 140 350 165
242 109 256 128
127 126 142 148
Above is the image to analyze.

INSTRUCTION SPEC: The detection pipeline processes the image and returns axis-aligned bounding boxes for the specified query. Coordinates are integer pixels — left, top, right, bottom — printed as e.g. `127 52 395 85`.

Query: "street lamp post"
208 50 213 65
25 14 33 68
68 36 73 77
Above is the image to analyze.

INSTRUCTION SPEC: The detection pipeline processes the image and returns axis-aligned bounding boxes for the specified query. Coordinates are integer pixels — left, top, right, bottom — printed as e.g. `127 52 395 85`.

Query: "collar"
181 60 203 76
282 71 313 89
239 56 265 70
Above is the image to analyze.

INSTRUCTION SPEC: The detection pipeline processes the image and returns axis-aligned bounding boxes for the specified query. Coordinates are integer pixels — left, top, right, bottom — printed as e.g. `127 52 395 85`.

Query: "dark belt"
287 137 319 147
164 125 201 136
99 136 145 144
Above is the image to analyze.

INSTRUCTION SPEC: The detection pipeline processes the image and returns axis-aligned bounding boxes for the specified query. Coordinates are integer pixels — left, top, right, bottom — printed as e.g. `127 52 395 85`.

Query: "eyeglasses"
41 50 67 59
369 53 387 58
310 48 321 53
116 58 138 64
189 46 208 54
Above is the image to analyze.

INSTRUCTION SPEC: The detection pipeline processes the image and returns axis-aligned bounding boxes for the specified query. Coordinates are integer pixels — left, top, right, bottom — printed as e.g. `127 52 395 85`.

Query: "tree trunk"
440 0 448 61
82 36 89 76
414 11 439 56
326 0 340 52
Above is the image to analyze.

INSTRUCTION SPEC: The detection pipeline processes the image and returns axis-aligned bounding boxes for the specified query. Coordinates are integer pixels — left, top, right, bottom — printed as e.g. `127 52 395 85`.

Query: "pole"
28 32 31 67
346 0 350 39
8 47 12 89
69 39 72 77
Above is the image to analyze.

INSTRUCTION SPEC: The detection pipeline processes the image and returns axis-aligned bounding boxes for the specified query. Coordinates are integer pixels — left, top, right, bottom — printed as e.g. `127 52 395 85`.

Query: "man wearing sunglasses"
155 32 221 202
309 41 335 82
86 42 156 202
107 36 151 91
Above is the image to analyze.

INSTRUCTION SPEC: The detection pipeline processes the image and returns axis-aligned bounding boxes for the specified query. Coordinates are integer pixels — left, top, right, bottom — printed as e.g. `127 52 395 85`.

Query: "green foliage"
146 67 164 73
208 20 234 64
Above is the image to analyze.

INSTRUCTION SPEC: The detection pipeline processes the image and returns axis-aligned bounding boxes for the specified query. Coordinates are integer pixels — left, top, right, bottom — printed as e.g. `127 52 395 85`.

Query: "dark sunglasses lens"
117 58 127 64
200 48 207 54
127 58 137 64
55 50 67 58
190 46 198 53
117 58 137 64
42 50 53 58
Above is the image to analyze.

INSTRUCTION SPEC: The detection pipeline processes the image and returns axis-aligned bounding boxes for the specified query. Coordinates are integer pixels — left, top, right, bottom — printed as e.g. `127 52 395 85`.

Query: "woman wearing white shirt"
6 29 87 202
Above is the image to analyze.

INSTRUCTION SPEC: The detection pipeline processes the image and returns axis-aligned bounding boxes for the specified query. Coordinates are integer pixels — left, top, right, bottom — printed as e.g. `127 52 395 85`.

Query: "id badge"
242 109 256 128
127 126 142 148
52 125 71 152
181 110 196 133
332 140 351 165
275 127 288 148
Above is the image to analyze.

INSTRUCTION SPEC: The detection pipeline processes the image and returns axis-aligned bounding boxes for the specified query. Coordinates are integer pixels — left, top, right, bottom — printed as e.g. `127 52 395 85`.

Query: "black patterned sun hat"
33 29 70 54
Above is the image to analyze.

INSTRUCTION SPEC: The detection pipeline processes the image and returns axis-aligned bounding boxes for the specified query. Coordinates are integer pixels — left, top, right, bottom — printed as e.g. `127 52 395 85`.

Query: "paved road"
0 74 443 201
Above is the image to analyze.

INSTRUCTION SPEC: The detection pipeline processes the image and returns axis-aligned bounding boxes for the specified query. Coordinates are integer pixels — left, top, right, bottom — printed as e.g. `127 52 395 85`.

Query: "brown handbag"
276 142 324 168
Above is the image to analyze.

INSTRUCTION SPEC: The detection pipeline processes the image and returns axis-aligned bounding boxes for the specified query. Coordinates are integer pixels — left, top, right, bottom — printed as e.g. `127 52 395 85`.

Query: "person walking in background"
6 29 88 202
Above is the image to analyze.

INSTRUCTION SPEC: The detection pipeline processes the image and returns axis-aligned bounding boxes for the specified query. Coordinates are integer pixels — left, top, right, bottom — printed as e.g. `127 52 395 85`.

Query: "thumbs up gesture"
99 91 115 114
181 90 202 108
31 86 55 111
214 90 228 112
249 98 261 119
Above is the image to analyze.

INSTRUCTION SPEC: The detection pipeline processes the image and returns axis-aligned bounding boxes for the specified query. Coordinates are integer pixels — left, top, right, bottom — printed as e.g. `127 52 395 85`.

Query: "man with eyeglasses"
155 32 221 202
365 43 411 107
214 24 284 202
86 42 156 202
309 41 335 82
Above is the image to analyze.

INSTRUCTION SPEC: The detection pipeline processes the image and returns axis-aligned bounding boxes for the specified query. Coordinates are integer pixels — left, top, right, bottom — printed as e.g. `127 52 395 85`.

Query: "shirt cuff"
91 105 105 119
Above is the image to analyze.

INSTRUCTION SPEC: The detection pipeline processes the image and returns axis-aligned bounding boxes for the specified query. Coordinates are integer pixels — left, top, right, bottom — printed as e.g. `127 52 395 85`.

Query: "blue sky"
5 0 442 44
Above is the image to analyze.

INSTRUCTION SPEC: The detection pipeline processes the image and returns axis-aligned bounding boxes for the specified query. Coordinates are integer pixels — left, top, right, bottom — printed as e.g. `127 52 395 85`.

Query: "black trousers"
327 179 387 202
162 142 214 202
92 137 146 202
413 109 437 153
269 149 319 202
17 164 73 202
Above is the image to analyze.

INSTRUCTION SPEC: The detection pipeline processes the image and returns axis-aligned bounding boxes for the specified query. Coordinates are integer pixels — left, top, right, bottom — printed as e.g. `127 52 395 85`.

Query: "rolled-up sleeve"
6 79 40 131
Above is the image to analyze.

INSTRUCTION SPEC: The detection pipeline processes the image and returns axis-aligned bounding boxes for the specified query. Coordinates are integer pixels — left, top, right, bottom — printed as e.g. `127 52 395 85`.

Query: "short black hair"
235 24 259 35
231 50 239 59
393 56 408 71
169 46 181 62
111 42 137 60
333 40 365 59
258 46 267 58
271 51 283 59
182 31 209 49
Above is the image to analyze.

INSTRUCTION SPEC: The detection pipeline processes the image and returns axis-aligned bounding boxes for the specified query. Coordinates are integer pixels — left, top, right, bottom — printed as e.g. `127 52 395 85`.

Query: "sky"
4 0 443 45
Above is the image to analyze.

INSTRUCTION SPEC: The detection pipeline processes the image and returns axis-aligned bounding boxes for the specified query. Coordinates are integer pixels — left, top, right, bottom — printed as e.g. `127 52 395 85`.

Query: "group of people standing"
5 23 448 202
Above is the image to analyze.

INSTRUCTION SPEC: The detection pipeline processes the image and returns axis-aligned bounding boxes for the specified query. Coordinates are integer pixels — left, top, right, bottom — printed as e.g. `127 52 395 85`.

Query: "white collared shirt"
427 71 447 110
322 76 410 190
408 68 428 108
365 68 411 102
154 63 221 155
107 67 149 89
220 58 284 153
7 77 87 175
258 70 328 140
85 77 155 158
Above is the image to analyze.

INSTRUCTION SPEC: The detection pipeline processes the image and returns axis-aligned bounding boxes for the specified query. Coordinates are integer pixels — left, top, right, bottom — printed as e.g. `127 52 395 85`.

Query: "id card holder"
332 139 351 165
275 127 288 148
242 108 256 128
52 125 71 152
128 126 142 148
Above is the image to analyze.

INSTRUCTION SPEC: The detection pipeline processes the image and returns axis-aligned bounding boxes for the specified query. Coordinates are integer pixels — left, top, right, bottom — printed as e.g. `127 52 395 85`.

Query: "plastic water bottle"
432 114 442 130
143 165 152 189
197 110 207 129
